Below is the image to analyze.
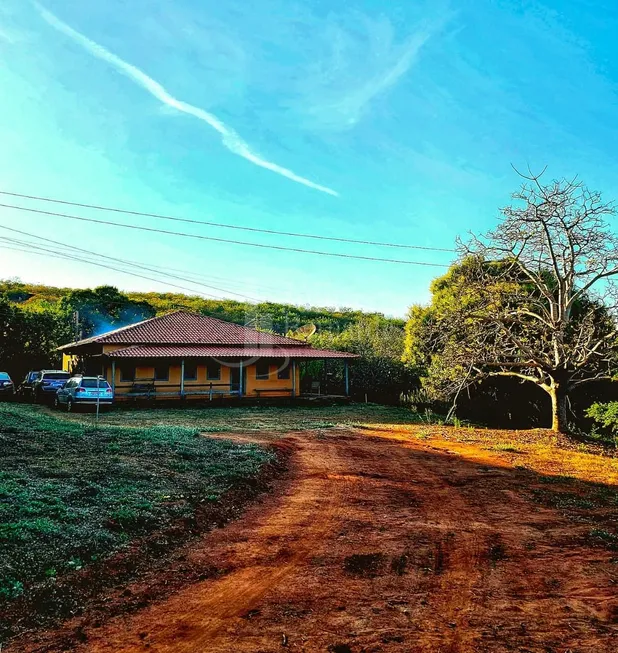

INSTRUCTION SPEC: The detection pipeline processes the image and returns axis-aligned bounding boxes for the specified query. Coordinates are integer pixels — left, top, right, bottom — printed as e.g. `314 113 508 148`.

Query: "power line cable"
0 189 456 253
0 236 242 300
0 226 260 301
0 203 451 267
149 263 283 294
2 229 278 296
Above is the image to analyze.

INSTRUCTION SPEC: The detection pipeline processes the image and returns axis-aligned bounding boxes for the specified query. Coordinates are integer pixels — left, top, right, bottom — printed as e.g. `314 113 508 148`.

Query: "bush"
586 402 618 444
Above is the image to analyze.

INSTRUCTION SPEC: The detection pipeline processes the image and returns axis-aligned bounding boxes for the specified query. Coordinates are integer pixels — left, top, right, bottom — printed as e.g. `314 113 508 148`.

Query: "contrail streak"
36 4 339 197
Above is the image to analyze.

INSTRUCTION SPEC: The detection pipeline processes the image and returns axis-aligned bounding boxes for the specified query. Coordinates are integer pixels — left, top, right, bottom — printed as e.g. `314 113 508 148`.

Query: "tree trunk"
548 382 569 433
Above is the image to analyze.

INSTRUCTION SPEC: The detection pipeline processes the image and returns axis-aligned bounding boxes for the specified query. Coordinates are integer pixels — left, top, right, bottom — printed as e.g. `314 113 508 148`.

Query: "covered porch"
88 348 356 402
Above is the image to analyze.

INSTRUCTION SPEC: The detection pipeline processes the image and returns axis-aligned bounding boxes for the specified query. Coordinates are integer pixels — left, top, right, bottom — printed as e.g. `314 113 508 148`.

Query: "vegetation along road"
8 405 618 652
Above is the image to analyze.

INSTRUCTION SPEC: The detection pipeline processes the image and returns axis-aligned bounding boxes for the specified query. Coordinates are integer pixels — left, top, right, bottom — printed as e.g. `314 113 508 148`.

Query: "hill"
0 280 404 334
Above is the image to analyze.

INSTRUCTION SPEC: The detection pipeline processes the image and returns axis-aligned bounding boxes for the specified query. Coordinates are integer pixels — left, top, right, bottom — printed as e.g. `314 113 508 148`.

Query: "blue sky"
1 0 617 317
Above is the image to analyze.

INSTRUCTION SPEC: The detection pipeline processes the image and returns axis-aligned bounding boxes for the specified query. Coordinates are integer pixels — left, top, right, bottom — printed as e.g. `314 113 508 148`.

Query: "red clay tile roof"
58 311 310 349
106 345 358 359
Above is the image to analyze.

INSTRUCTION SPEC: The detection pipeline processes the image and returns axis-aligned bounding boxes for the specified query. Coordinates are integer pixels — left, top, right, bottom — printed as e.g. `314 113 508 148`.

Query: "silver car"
54 376 114 412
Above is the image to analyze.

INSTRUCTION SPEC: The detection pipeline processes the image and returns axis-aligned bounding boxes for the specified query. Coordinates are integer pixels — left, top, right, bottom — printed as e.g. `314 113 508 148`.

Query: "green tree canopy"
59 285 156 339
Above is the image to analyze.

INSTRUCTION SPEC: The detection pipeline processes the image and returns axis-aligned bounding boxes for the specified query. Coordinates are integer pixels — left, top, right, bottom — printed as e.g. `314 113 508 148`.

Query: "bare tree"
405 171 618 432
453 169 618 432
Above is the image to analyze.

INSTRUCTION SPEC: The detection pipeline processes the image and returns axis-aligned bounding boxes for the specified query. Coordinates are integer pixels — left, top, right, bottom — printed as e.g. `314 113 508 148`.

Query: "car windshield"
43 373 71 380
0 372 10 380
81 378 110 388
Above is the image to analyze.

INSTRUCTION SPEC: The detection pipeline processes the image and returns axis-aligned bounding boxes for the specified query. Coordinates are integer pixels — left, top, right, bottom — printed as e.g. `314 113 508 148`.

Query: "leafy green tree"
0 296 73 378
405 172 618 433
311 317 415 400
59 286 155 339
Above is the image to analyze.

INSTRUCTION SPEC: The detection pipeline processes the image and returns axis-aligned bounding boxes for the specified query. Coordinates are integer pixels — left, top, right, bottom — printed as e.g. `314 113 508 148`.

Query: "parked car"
31 370 72 404
16 370 41 401
54 376 114 412
0 372 15 400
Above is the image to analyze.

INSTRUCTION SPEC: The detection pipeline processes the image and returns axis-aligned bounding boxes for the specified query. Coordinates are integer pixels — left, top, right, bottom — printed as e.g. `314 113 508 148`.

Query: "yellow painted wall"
245 362 299 395
107 359 299 400
62 354 78 373
110 360 235 399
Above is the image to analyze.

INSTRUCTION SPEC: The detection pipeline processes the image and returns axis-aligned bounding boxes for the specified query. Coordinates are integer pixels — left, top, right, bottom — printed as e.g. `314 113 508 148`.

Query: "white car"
54 376 114 412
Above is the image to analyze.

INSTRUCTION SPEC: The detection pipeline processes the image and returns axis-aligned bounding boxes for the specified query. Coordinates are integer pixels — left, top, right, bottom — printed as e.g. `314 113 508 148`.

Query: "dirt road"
18 428 618 652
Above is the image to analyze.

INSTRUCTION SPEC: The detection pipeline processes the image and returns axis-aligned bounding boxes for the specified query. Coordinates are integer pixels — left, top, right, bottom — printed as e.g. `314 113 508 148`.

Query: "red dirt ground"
11 428 618 652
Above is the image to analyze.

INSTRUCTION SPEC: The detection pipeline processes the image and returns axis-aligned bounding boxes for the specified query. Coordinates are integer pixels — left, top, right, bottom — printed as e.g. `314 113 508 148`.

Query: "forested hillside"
1 280 404 333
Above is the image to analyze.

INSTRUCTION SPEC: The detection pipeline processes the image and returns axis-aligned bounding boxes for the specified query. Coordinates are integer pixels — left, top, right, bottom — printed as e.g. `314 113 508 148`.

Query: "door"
229 365 246 395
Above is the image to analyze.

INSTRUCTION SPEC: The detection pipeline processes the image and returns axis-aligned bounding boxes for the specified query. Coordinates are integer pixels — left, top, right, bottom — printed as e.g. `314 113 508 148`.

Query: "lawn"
47 402 423 433
0 403 275 637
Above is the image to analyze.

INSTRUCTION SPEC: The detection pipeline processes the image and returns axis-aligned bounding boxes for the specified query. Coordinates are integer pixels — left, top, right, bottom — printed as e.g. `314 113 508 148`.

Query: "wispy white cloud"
35 3 338 197
295 13 446 131
326 31 432 127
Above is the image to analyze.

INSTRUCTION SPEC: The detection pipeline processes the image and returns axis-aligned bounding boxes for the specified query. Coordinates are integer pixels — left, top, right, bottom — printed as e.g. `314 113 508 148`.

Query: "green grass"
0 403 274 606
48 402 420 433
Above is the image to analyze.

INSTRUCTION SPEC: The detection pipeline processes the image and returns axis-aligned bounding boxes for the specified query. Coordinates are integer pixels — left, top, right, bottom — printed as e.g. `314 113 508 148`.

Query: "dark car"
55 376 114 412
16 370 41 401
31 370 72 403
0 372 15 399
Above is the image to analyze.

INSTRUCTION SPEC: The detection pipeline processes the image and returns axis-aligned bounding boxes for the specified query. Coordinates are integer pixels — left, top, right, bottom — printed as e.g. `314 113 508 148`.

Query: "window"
207 362 221 380
184 363 198 381
155 365 169 381
82 378 110 388
256 361 270 380
120 366 135 382
277 364 291 380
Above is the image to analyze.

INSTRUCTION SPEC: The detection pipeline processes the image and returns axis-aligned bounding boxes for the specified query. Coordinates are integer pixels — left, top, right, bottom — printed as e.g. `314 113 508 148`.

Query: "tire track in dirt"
393 439 618 653
80 435 355 653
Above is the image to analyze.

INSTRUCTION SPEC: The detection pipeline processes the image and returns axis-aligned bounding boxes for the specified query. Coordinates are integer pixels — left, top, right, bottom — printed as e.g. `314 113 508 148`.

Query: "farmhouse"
58 310 358 401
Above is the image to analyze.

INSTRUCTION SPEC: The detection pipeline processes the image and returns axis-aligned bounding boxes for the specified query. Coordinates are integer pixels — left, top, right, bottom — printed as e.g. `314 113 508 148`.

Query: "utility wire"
0 236 246 301
0 243 94 265
143 263 278 294
2 229 277 296
0 226 260 301
0 203 450 267
0 234 258 301
0 190 456 253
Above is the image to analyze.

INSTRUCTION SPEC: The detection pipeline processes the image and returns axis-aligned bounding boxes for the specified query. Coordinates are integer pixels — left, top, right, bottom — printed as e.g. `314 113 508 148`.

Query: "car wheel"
66 398 74 413
53 396 60 410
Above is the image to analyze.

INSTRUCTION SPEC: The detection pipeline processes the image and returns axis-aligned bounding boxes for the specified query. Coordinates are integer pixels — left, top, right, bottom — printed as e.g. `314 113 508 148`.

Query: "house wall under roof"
101 359 301 400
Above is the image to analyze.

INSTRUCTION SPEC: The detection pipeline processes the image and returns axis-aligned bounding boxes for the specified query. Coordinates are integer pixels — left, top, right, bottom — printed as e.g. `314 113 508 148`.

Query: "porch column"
111 361 116 394
180 359 185 398
292 360 297 398
344 359 350 397
239 360 244 398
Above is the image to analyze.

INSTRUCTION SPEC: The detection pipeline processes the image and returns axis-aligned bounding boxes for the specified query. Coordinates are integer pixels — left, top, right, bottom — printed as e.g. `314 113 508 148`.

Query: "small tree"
406 170 618 433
